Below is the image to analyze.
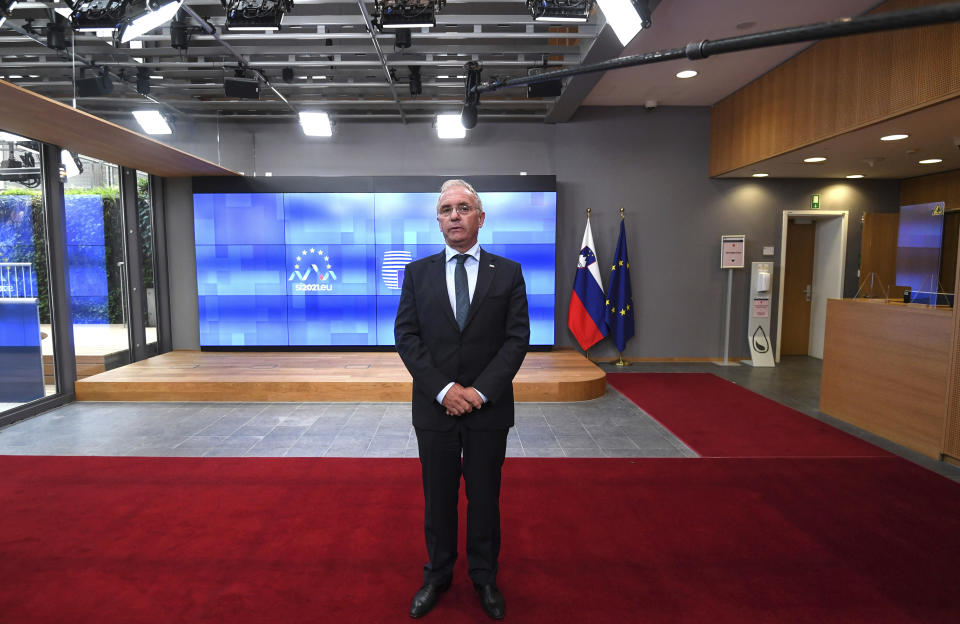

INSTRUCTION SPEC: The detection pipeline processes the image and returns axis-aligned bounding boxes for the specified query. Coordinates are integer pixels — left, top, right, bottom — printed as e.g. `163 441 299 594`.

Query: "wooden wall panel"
860 213 899 296
820 299 952 459
709 0 960 176
900 169 960 211
943 242 960 460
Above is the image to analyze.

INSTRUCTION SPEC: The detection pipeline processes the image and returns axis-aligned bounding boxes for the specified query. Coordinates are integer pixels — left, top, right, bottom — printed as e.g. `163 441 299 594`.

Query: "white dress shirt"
436 242 488 406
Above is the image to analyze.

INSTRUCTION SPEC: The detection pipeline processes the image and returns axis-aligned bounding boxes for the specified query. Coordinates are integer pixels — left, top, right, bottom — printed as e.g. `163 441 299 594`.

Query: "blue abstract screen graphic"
194 185 556 347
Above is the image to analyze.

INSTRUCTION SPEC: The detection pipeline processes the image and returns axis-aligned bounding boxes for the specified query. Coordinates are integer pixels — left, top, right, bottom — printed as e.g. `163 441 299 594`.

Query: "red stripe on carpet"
1 455 958 623
607 372 889 458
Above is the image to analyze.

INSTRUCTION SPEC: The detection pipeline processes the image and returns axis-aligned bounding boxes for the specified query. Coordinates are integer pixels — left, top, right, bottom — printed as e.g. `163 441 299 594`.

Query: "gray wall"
158 107 901 357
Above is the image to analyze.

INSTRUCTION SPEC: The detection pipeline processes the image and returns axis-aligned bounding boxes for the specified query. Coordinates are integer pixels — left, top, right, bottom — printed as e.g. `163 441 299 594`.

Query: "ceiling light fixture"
374 0 443 30
225 0 293 31
676 69 697 79
880 133 909 141
803 156 826 163
597 0 651 47
846 174 864 179
751 173 768 177
526 0 594 23
299 111 332 137
437 114 466 139
132 110 172 135
119 0 182 43
918 158 943 164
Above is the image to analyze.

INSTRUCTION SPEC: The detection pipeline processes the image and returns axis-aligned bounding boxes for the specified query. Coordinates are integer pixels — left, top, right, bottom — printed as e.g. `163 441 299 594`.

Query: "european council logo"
382 251 413 290
288 247 337 292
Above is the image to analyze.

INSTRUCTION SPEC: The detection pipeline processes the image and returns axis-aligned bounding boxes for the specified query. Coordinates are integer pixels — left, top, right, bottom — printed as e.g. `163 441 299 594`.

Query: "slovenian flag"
568 217 608 350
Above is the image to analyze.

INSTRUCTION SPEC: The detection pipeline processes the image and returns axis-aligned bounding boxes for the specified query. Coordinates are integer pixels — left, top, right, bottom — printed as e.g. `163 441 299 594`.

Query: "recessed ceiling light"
752 173 769 177
880 133 909 141
846 174 864 179
918 158 943 164
676 70 698 79
803 157 827 163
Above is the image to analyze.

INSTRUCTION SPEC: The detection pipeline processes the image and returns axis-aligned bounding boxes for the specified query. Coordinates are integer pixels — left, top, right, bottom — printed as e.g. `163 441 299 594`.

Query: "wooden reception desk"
820 299 953 459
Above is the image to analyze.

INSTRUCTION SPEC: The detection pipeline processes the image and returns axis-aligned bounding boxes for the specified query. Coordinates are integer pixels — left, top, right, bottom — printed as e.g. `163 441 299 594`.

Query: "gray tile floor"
1 355 959 484
0 386 695 459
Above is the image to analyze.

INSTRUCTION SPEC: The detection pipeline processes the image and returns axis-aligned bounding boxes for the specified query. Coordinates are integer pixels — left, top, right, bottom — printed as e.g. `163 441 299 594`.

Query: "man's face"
437 185 485 251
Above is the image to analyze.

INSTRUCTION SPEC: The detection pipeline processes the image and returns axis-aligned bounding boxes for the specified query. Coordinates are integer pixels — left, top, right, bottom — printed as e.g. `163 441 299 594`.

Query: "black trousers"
415 423 509 586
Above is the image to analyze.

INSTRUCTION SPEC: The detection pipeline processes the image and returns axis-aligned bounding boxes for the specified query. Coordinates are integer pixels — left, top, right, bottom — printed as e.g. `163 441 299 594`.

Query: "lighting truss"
526 0 594 23
223 0 294 31
373 0 445 30
71 0 128 32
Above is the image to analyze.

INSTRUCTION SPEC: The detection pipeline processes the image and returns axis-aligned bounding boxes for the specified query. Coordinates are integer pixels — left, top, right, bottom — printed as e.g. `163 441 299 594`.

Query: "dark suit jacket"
395 248 530 431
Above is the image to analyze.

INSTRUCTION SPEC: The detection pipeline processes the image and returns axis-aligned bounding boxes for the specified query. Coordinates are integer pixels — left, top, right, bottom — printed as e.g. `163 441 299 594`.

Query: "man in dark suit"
395 179 529 620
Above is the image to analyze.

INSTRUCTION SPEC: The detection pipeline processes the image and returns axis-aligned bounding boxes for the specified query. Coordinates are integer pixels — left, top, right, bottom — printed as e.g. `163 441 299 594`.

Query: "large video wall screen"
193 179 556 347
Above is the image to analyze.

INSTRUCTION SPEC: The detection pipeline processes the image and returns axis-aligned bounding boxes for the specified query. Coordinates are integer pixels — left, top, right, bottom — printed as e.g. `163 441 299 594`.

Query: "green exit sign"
812 194 820 209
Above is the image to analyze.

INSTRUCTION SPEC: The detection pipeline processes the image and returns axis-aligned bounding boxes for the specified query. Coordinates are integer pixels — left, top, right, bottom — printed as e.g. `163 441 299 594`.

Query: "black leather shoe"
473 583 505 620
409 581 451 618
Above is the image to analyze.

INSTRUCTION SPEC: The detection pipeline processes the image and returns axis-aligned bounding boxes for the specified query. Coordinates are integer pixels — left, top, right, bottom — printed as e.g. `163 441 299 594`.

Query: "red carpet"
607 372 889 458
1 455 958 623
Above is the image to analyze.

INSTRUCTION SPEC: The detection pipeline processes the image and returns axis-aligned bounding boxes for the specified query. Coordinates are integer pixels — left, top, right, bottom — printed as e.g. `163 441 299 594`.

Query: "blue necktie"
455 254 469 330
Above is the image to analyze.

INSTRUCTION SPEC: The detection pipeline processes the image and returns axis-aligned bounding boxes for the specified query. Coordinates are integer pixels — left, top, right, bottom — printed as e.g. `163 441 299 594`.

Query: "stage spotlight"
132 110 172 135
394 28 411 48
46 19 69 50
60 149 83 178
459 102 477 130
75 67 114 96
460 60 481 129
374 0 444 30
119 0 182 43
71 0 127 33
282 66 294 82
170 14 188 49
0 1 18 29
526 0 593 23
136 66 150 95
596 0 650 46
225 0 293 32
298 111 332 137
408 65 422 96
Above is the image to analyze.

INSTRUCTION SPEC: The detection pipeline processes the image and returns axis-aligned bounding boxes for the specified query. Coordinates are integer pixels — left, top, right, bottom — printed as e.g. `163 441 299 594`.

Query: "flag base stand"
611 353 630 367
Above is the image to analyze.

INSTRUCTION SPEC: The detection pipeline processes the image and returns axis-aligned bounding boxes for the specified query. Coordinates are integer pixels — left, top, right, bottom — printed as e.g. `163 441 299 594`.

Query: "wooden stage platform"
74 351 607 403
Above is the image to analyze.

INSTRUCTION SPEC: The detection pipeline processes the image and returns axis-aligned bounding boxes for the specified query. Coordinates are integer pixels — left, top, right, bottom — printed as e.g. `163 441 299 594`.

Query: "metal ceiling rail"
354 0 405 121
0 59 570 68
177 0 297 115
472 1 960 95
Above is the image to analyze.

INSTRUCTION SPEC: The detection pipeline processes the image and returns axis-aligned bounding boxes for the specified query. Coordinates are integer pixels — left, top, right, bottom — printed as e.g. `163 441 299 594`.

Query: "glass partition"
137 170 159 355
63 154 132 376
0 130 57 410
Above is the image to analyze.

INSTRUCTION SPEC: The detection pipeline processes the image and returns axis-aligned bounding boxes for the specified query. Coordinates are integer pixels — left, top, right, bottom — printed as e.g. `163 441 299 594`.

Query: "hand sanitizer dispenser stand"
744 261 775 367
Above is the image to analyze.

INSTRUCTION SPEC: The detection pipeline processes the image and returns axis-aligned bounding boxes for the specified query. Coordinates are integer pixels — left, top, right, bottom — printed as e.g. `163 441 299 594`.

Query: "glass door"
62 154 132 377
0 130 57 410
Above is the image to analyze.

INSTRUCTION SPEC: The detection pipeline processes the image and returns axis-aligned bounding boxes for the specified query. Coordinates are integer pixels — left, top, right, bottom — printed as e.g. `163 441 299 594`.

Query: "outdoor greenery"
0 178 153 325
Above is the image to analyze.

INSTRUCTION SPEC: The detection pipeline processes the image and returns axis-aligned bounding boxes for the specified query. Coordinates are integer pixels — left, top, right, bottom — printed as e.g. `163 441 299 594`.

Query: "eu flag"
608 219 634 352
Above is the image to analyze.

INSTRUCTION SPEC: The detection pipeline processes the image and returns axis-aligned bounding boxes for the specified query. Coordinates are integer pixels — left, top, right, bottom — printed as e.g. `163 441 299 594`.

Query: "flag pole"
585 207 592 363
611 207 631 367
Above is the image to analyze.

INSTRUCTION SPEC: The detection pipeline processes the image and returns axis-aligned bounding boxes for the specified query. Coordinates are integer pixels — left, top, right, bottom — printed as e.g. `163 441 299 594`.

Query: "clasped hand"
442 383 484 416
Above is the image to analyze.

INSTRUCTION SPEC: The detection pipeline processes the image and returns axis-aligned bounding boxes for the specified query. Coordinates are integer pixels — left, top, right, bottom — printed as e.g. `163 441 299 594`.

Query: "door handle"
804 284 812 302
